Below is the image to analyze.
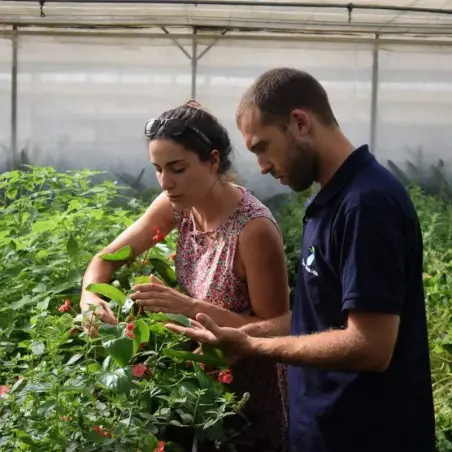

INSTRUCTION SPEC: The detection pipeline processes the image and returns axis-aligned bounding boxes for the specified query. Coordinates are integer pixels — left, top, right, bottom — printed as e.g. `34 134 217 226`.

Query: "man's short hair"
236 67 338 128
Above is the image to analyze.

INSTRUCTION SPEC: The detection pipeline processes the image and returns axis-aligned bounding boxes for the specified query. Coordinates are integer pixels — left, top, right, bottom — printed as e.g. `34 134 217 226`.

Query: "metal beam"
1 29 452 47
161 26 191 60
191 27 197 99
10 25 18 168
1 20 451 36
197 29 227 61
370 33 379 155
9 0 452 16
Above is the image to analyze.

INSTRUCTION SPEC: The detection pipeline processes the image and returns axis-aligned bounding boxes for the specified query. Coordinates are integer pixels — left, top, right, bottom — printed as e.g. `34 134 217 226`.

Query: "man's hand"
166 313 252 364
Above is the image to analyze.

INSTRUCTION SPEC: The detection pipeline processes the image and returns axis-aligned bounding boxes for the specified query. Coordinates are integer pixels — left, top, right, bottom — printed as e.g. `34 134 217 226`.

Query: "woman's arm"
80 192 175 321
191 217 290 327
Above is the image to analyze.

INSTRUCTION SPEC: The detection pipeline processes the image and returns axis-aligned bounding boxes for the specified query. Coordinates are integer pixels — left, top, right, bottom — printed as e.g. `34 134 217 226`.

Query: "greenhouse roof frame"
1 0 452 39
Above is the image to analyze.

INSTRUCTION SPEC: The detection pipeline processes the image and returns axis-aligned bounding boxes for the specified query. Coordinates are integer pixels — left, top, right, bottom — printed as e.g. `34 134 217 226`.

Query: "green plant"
0 166 247 451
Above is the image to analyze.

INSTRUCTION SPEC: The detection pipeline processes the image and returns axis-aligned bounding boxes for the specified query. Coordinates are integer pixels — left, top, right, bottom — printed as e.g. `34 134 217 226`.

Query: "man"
167 68 436 452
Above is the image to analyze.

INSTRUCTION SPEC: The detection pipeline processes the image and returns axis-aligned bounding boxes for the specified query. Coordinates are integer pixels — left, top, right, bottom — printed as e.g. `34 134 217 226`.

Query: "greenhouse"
1 0 451 196
0 1 451 451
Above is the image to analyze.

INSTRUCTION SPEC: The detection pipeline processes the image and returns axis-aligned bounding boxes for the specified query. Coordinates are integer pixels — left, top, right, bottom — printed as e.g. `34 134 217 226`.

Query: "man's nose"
258 159 273 175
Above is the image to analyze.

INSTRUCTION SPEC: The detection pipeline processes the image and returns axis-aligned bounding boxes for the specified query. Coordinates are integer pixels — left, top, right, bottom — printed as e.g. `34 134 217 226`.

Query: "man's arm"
240 312 291 337
168 200 408 372
244 311 399 372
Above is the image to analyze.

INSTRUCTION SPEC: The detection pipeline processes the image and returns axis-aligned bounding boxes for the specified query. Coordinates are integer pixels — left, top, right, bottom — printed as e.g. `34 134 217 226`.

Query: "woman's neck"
191 180 243 232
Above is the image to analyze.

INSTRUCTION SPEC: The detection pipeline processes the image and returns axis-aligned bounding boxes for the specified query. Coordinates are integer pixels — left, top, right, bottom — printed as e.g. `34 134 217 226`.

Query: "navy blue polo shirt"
288 145 436 452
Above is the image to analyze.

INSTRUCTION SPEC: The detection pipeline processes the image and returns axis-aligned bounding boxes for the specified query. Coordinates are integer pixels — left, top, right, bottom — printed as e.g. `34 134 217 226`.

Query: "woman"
79 100 289 451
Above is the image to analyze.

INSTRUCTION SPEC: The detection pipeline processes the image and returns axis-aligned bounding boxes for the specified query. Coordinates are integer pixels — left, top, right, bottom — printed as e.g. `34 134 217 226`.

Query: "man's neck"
317 130 355 188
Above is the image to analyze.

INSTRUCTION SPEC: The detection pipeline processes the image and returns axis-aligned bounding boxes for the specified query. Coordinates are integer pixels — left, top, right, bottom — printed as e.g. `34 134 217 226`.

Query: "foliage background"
0 164 451 450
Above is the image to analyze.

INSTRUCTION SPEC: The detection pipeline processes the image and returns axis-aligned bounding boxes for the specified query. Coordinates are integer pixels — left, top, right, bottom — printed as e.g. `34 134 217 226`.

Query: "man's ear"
290 109 311 137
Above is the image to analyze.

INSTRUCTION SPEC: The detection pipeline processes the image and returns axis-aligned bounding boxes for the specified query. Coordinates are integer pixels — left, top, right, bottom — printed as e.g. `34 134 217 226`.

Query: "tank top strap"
228 188 281 237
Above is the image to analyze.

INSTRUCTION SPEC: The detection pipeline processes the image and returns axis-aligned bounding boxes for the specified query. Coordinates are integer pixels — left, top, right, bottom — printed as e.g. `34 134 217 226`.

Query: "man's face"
239 107 318 192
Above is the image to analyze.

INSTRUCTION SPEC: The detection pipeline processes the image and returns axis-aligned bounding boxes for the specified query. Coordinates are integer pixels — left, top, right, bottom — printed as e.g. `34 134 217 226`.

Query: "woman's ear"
209 149 220 173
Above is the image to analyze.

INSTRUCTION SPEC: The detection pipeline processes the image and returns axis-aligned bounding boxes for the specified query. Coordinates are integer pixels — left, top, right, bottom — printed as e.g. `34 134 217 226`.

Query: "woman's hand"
130 281 197 318
81 295 118 337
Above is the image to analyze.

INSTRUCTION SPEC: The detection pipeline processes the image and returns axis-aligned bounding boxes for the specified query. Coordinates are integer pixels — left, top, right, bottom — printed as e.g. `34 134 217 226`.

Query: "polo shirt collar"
305 144 374 208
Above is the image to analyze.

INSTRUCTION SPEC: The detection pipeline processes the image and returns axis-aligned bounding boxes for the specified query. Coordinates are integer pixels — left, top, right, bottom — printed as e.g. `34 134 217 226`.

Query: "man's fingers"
190 319 205 330
166 323 215 343
195 313 222 336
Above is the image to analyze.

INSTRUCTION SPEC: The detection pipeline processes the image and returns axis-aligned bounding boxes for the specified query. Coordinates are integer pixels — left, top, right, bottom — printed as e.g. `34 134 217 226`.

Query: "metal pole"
11 25 18 168
191 27 197 99
370 33 379 155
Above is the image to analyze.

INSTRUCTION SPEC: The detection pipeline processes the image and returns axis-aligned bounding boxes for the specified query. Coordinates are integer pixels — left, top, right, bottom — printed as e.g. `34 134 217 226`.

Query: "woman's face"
149 138 219 208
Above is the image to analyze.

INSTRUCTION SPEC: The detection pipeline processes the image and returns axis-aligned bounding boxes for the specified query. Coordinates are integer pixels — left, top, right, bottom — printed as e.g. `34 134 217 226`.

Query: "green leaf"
132 319 150 354
88 362 102 373
86 282 126 305
100 245 134 262
66 353 83 366
153 313 191 327
66 234 79 257
134 275 150 285
98 324 134 368
163 349 227 368
10 295 34 310
97 367 134 394
31 341 45 356
149 258 177 287
105 336 133 367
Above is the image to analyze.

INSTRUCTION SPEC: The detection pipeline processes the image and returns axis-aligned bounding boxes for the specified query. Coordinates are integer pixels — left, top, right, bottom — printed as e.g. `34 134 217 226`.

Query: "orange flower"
60 415 73 421
152 226 165 243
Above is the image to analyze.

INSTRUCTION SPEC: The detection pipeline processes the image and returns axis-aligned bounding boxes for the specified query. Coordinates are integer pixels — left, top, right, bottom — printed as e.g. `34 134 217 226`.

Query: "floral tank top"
173 186 279 315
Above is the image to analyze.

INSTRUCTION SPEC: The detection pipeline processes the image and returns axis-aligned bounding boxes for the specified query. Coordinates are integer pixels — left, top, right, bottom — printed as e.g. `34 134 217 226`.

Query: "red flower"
152 226 165 243
58 304 69 313
218 369 233 384
0 385 9 397
154 440 165 452
125 323 135 339
132 363 147 378
93 425 110 438
64 299 71 307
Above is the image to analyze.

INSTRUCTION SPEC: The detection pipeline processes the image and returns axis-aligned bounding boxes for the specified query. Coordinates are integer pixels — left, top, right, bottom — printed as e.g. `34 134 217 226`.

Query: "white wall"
0 34 451 199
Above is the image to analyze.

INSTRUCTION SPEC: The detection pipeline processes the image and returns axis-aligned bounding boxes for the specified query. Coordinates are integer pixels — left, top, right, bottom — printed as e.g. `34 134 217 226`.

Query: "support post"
11 25 18 167
370 33 379 154
191 27 197 99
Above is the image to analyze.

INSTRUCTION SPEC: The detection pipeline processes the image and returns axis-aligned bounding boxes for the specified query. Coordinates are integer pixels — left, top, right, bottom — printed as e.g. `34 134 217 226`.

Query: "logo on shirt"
302 246 318 276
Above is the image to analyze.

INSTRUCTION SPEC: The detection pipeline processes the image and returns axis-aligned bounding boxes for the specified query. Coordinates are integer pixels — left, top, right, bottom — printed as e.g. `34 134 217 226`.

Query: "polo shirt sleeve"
339 203 407 315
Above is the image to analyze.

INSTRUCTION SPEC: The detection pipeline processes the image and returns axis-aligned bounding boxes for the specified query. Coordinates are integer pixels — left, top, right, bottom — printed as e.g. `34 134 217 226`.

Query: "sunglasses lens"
164 119 186 136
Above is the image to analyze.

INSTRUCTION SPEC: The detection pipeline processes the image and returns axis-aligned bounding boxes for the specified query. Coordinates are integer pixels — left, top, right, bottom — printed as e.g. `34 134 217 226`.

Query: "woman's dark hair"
148 100 234 176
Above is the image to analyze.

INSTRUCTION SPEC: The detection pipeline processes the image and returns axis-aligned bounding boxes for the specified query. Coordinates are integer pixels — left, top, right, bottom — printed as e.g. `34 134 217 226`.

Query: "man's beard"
285 140 318 193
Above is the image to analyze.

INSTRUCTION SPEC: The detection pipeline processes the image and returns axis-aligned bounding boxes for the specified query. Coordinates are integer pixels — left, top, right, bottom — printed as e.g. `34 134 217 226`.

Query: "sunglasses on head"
144 118 212 149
